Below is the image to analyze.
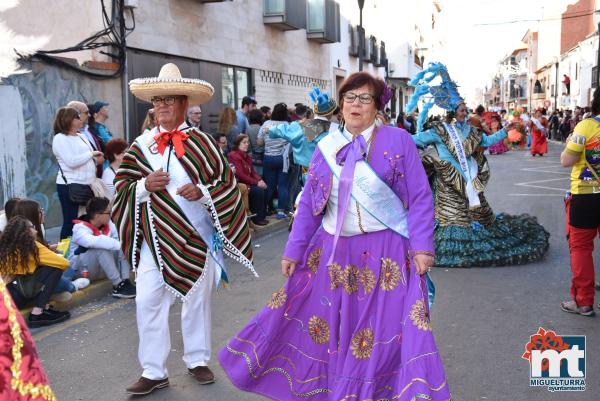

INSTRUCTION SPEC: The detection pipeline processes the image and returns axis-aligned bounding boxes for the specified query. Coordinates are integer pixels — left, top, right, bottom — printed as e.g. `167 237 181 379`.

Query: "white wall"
535 8 563 70
560 34 598 108
127 0 330 80
0 85 27 204
3 0 109 64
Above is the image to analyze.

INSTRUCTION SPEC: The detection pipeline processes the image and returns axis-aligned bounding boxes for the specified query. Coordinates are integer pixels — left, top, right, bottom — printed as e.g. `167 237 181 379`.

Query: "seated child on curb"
70 197 136 299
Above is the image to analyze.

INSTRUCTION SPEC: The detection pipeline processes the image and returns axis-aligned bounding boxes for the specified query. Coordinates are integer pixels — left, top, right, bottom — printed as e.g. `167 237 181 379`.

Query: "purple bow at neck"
326 134 368 266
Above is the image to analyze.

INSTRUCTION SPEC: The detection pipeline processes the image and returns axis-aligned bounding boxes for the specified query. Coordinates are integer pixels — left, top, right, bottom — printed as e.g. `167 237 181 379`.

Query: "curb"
21 279 114 315
22 217 289 314
250 215 290 240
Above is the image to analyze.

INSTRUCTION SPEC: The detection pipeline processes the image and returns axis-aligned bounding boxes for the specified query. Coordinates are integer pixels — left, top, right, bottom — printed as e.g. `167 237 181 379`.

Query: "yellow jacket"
16 242 69 275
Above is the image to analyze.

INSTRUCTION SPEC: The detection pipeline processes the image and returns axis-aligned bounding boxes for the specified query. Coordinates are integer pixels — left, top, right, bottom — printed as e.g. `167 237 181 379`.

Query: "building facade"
2 0 433 226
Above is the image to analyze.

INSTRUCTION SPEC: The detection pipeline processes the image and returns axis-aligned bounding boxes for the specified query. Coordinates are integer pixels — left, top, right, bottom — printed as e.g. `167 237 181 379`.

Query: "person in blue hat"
407 62 550 268
89 100 113 144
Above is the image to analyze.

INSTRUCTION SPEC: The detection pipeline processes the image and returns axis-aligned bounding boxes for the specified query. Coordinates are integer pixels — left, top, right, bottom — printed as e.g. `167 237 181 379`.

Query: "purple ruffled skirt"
219 227 451 400
488 140 509 155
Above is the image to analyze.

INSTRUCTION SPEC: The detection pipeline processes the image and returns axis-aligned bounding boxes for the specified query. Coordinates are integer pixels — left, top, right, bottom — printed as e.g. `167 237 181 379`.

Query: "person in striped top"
114 63 254 396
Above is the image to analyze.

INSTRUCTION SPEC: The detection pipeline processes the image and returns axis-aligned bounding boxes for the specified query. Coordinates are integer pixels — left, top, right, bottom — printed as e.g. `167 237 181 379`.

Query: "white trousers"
136 253 215 380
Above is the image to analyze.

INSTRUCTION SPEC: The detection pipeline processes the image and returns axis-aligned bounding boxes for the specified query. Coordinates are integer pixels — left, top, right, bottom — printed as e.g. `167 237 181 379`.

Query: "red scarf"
72 220 110 236
154 128 189 158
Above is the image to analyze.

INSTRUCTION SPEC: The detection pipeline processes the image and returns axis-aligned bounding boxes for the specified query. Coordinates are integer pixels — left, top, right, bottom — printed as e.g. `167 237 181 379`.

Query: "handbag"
58 164 94 205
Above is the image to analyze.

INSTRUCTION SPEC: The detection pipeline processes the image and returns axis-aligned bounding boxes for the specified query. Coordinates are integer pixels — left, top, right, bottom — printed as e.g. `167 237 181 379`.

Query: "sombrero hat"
129 63 214 105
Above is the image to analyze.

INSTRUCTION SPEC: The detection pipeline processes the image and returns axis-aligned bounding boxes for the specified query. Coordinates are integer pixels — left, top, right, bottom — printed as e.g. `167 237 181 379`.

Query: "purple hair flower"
379 84 393 110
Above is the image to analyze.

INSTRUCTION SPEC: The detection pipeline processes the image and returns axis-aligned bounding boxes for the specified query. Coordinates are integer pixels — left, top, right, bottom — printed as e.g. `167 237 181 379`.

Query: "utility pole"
358 0 365 72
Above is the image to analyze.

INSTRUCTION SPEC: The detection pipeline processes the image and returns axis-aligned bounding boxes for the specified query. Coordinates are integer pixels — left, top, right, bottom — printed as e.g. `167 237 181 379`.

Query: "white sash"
443 123 480 208
317 128 409 239
531 117 546 133
135 134 228 288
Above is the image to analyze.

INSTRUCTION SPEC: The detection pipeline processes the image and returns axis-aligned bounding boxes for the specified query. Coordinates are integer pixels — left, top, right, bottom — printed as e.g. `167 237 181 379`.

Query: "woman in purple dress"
219 72 451 401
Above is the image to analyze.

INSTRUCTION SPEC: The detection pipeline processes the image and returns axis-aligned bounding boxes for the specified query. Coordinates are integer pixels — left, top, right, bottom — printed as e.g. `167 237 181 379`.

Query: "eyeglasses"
74 113 82 120
343 92 375 104
151 96 180 106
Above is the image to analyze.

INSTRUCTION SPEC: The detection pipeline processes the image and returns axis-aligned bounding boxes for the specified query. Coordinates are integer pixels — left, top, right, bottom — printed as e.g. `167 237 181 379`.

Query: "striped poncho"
112 127 252 297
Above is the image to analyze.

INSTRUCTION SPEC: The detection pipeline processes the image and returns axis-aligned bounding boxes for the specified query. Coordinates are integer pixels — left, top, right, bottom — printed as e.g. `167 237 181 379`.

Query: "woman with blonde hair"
218 107 241 149
140 108 155 135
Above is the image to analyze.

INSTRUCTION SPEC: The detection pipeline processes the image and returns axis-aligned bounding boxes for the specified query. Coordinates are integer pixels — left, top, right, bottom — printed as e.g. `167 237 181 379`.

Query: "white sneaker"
51 291 72 302
72 278 90 291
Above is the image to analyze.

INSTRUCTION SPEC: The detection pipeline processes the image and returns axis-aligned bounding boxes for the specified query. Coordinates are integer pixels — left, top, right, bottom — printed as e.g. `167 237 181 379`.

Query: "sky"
433 0 582 102
340 0 584 104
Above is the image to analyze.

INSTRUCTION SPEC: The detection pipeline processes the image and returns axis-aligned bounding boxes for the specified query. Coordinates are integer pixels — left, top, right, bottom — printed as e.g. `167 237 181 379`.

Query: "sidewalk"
27 215 289 313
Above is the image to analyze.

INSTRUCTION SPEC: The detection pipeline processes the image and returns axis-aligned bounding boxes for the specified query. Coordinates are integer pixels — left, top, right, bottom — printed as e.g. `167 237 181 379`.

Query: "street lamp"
593 10 600 88
358 0 365 72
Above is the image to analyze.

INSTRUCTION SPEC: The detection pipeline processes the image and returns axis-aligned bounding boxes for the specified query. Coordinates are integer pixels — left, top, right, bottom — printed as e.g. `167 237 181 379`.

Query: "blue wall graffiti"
4 61 117 227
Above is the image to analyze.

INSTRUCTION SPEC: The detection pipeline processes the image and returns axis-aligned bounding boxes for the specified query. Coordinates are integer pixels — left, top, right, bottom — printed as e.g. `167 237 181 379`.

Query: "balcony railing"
368 36 378 64
414 53 422 68
348 25 359 56
263 0 306 31
374 41 387 67
306 0 340 43
531 92 546 101
361 34 371 63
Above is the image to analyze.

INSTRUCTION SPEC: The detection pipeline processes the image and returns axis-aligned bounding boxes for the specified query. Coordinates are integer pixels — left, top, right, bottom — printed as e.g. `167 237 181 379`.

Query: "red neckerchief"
72 220 110 236
153 127 189 158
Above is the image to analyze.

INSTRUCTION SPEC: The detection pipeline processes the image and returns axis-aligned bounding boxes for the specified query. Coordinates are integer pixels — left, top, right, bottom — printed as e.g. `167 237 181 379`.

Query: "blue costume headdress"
308 86 337 116
406 62 464 132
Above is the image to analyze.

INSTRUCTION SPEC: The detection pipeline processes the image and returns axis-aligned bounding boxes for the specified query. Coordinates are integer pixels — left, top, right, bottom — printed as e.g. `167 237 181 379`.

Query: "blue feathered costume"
407 63 549 267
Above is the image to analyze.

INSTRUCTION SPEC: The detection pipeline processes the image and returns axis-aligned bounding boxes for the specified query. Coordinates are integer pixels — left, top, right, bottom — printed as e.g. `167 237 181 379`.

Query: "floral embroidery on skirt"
219 227 451 401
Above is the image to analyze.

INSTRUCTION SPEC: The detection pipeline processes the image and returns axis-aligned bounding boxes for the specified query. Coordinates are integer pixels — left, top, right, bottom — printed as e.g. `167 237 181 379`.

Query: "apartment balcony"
348 25 360 56
374 41 387 67
531 92 546 101
263 0 306 31
363 36 378 64
306 0 341 43
361 36 372 64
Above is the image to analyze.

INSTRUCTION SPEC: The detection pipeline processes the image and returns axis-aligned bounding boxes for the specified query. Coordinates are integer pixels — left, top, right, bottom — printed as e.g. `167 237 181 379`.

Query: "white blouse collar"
343 123 376 143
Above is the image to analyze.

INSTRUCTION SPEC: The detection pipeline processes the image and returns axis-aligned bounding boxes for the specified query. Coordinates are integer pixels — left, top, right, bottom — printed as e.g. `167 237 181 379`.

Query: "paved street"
33 141 598 401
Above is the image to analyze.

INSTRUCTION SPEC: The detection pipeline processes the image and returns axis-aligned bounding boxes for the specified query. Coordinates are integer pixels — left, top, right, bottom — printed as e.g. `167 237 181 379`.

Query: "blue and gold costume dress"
408 63 549 267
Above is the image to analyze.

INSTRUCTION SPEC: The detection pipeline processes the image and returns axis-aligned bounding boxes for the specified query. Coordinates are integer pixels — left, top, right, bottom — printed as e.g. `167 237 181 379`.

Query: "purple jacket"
284 125 435 262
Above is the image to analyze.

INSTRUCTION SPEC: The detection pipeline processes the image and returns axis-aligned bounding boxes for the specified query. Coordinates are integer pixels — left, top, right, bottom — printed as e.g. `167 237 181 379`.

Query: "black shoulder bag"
58 163 94 205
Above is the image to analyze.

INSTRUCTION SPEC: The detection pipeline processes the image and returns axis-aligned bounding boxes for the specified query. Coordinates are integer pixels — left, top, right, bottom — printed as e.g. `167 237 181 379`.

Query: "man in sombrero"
113 63 255 396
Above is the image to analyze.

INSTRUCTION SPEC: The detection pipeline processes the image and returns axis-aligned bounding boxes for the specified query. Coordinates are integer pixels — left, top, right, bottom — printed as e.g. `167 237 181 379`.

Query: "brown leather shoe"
188 366 215 384
125 376 169 395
